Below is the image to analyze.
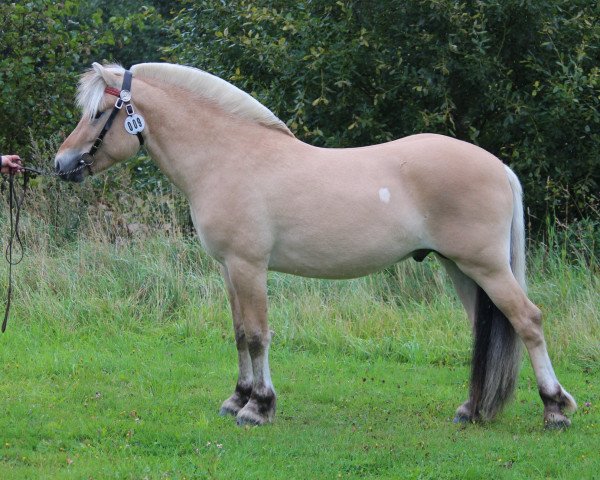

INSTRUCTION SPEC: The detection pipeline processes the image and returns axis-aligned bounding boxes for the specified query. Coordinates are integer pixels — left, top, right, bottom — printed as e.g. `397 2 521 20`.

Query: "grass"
0 231 597 479
0 322 597 479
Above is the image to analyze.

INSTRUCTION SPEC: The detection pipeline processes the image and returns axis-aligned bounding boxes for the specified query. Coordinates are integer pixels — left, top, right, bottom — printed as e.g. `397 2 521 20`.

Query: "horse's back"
264 134 514 278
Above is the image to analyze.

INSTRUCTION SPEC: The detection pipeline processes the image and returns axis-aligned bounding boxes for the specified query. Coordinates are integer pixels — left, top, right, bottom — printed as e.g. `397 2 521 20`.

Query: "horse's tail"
469 166 524 420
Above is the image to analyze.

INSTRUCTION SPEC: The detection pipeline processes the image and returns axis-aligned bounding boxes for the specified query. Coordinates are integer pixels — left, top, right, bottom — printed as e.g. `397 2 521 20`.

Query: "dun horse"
55 62 576 428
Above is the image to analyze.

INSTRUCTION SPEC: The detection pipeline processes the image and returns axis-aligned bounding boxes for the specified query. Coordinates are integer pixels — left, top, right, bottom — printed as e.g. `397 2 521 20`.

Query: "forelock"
76 64 125 120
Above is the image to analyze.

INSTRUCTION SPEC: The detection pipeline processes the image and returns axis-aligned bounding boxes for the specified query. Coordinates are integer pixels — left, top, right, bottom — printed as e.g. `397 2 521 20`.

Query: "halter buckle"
115 98 124 109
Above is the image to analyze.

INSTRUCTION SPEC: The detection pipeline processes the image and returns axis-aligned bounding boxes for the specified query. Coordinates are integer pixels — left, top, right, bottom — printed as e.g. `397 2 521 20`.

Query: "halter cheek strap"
115 70 145 146
81 70 145 174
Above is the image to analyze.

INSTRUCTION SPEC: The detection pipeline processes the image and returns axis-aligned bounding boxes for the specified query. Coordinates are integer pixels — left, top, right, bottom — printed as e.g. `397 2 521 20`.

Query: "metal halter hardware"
78 70 145 176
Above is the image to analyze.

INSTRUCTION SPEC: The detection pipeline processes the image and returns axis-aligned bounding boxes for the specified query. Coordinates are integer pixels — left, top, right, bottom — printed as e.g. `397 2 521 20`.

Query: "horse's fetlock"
235 381 253 400
539 385 565 409
251 388 276 415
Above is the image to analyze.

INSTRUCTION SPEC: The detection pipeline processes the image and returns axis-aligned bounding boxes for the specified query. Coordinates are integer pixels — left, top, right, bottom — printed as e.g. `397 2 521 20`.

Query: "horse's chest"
189 208 226 261
189 204 270 263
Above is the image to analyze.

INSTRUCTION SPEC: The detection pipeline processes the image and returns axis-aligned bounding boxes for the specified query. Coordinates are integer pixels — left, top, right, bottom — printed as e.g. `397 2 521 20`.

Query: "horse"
54 62 576 428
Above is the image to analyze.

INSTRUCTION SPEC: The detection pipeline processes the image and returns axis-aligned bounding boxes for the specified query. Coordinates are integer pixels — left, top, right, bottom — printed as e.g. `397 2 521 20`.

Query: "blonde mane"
77 62 293 137
77 63 125 120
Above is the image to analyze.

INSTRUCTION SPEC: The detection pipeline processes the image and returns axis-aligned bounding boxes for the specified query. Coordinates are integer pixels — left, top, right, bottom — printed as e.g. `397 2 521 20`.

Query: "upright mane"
77 62 294 137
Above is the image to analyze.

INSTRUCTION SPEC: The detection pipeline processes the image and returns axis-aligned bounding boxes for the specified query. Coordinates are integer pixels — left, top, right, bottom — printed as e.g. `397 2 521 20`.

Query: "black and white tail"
469 166 525 420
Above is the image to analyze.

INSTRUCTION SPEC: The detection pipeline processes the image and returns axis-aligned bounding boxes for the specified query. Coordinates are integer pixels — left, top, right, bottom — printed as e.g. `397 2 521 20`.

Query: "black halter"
79 70 144 175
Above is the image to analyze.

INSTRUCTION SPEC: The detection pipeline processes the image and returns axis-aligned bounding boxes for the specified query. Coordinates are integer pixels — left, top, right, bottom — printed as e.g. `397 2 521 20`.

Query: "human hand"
1 155 24 174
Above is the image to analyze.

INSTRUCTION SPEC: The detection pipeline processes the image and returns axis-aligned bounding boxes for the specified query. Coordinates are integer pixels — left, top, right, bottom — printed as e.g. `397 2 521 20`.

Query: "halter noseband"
80 70 145 175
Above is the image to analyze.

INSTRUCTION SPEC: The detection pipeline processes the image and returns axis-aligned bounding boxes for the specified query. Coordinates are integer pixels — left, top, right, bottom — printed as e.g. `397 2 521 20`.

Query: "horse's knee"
234 325 247 349
245 329 271 357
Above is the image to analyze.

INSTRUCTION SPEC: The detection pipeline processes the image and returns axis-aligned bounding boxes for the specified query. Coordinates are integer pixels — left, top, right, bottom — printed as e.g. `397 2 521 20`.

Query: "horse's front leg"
222 258 276 425
219 265 254 417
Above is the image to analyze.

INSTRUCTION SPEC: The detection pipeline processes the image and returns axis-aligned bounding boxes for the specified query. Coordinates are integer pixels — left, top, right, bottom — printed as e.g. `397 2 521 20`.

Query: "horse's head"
55 62 146 182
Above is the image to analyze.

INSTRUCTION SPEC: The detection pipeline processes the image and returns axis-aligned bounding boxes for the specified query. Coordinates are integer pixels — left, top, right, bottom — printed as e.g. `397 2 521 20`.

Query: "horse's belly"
268 256 410 279
267 226 420 279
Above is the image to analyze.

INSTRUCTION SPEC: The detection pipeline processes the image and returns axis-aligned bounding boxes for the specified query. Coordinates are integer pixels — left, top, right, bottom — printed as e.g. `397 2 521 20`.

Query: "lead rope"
1 69 145 332
1 166 91 333
2 172 29 332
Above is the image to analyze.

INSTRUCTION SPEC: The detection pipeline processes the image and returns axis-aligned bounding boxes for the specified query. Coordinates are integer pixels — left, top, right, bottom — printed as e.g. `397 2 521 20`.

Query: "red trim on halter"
104 87 121 97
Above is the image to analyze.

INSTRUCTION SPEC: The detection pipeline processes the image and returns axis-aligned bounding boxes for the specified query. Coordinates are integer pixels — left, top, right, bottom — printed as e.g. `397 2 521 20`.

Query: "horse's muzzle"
54 152 87 182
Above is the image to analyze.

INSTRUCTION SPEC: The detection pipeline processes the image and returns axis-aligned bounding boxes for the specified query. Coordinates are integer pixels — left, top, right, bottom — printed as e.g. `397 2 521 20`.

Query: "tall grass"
0 139 597 371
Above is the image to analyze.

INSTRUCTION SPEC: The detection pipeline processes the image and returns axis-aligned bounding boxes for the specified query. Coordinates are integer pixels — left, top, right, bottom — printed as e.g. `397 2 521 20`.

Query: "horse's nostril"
55 161 62 174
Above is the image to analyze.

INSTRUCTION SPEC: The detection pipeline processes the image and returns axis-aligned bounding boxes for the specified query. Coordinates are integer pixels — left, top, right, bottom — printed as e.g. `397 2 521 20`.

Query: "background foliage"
0 0 598 236
167 0 599 229
0 4 597 476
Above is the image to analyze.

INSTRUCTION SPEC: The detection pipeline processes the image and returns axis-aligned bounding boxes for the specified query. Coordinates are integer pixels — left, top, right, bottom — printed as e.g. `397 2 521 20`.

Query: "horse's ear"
91 62 121 88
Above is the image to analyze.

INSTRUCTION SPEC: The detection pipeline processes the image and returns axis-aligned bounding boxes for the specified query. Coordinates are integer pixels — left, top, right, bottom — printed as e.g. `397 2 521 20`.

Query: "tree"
166 0 599 223
0 0 165 157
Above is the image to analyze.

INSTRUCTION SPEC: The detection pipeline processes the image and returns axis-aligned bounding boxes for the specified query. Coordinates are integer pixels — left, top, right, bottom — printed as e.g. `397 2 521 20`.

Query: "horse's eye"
94 111 104 120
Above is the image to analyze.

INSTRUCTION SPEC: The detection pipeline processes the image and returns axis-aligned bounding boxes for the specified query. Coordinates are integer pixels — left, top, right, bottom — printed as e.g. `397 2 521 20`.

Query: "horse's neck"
143 93 285 196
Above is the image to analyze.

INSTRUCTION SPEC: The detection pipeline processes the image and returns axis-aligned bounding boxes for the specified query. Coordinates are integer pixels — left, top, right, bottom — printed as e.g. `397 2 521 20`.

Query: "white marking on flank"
379 187 391 204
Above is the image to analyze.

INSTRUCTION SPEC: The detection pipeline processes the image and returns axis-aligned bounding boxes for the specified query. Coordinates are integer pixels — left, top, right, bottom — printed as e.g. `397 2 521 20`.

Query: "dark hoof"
219 398 244 417
453 414 473 424
544 412 571 430
544 420 571 430
235 404 273 426
219 385 252 417
235 392 276 426
219 405 239 417
236 411 266 426
454 399 476 424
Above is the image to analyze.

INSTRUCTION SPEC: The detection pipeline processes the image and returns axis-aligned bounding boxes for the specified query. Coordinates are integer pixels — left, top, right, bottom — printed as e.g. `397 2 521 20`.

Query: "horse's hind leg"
459 261 576 428
437 257 479 422
438 257 478 326
222 258 276 425
219 265 253 417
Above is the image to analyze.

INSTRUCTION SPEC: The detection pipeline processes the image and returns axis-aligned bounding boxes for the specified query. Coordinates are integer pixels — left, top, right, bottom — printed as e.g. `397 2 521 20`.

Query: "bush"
166 0 599 224
0 0 164 157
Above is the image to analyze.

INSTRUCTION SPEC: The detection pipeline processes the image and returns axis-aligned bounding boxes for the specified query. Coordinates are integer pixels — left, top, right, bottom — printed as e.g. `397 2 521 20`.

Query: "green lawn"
0 319 597 479
0 237 597 479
